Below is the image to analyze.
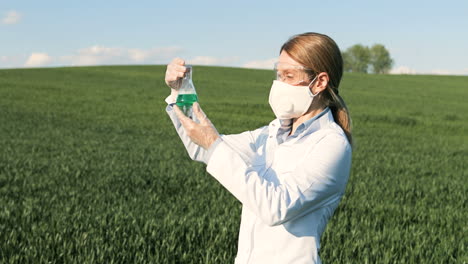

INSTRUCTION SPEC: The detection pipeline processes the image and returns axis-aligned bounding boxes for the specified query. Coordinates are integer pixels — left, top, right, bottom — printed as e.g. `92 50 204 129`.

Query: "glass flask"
176 65 198 118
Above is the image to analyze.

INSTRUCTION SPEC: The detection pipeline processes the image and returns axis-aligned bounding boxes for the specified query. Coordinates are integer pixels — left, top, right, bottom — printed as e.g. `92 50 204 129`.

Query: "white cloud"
2 10 22 25
188 56 219 65
128 46 184 63
60 45 122 66
0 55 25 68
128 49 147 62
390 66 418 75
24 53 53 67
6 47 468 76
60 45 183 66
429 69 452 75
187 56 239 66
242 58 277 69
429 68 468 76
456 68 468 76
390 66 468 76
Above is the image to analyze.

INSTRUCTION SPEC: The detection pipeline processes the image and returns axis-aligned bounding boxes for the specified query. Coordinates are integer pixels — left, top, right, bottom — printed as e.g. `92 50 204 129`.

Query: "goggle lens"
274 62 312 85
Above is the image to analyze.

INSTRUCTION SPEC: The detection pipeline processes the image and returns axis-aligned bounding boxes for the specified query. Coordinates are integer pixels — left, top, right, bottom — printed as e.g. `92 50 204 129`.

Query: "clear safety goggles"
274 62 315 85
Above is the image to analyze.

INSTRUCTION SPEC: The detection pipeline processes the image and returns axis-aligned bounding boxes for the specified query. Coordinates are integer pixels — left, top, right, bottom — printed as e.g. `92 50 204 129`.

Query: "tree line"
342 44 393 74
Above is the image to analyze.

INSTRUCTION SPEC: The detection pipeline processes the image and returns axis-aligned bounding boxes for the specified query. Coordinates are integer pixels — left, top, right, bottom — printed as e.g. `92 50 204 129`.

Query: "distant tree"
369 44 394 74
342 44 370 73
342 51 353 72
342 43 394 74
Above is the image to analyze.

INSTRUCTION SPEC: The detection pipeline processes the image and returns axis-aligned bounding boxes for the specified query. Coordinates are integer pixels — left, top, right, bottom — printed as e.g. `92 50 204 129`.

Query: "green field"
0 65 466 263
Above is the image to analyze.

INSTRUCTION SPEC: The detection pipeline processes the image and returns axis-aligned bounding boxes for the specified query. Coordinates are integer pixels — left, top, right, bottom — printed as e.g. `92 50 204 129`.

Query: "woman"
164 32 352 264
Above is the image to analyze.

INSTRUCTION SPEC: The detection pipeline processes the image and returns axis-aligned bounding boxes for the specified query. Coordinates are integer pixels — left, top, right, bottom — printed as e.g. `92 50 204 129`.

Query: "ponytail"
325 87 352 146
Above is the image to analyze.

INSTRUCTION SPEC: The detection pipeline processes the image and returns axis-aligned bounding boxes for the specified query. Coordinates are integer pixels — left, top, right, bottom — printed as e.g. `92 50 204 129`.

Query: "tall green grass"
0 66 466 263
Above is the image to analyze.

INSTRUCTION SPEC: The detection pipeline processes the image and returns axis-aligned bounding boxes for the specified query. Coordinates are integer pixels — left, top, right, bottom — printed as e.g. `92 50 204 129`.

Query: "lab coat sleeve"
165 95 209 163
165 94 265 164
206 132 352 226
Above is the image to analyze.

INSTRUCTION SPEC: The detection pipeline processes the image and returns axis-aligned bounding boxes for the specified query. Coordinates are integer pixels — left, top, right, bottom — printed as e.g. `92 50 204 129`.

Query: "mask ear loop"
307 75 319 97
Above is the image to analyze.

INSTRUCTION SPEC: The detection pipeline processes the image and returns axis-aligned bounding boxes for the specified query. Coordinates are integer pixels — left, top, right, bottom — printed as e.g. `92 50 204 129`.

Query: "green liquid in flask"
176 94 198 106
176 94 198 116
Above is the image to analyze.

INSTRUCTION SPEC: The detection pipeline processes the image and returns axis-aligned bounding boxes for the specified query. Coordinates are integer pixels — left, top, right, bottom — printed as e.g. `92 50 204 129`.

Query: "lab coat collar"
294 107 332 136
269 107 333 144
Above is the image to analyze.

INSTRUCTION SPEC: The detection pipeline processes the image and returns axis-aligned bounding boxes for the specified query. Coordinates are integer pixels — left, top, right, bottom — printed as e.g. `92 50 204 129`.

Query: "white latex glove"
165 57 187 101
173 102 220 150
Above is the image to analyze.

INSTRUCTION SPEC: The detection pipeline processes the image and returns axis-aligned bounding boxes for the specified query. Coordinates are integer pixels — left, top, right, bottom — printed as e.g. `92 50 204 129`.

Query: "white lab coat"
165 96 352 264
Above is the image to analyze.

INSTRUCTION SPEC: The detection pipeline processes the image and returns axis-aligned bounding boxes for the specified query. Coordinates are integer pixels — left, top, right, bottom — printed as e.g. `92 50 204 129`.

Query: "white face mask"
268 76 318 120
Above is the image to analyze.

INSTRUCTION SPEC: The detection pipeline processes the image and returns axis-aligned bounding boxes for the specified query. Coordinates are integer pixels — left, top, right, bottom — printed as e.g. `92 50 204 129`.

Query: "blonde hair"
281 32 352 145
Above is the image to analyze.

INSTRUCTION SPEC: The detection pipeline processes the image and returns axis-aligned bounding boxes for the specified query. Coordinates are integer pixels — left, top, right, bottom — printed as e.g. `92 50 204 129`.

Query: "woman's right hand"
165 57 187 90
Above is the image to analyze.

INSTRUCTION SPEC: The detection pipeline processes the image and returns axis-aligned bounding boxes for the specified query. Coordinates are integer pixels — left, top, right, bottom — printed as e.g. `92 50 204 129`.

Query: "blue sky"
1 0 467 75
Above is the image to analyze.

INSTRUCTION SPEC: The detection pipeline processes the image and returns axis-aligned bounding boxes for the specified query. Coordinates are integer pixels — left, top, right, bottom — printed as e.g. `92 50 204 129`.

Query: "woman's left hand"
173 102 220 150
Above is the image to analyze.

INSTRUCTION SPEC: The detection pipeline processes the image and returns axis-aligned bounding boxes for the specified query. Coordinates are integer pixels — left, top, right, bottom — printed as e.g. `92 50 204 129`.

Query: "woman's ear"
311 72 329 95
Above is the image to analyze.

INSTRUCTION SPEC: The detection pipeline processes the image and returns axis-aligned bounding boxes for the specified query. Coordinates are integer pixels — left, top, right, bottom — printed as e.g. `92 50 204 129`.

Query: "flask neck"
179 65 196 94
183 66 193 80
